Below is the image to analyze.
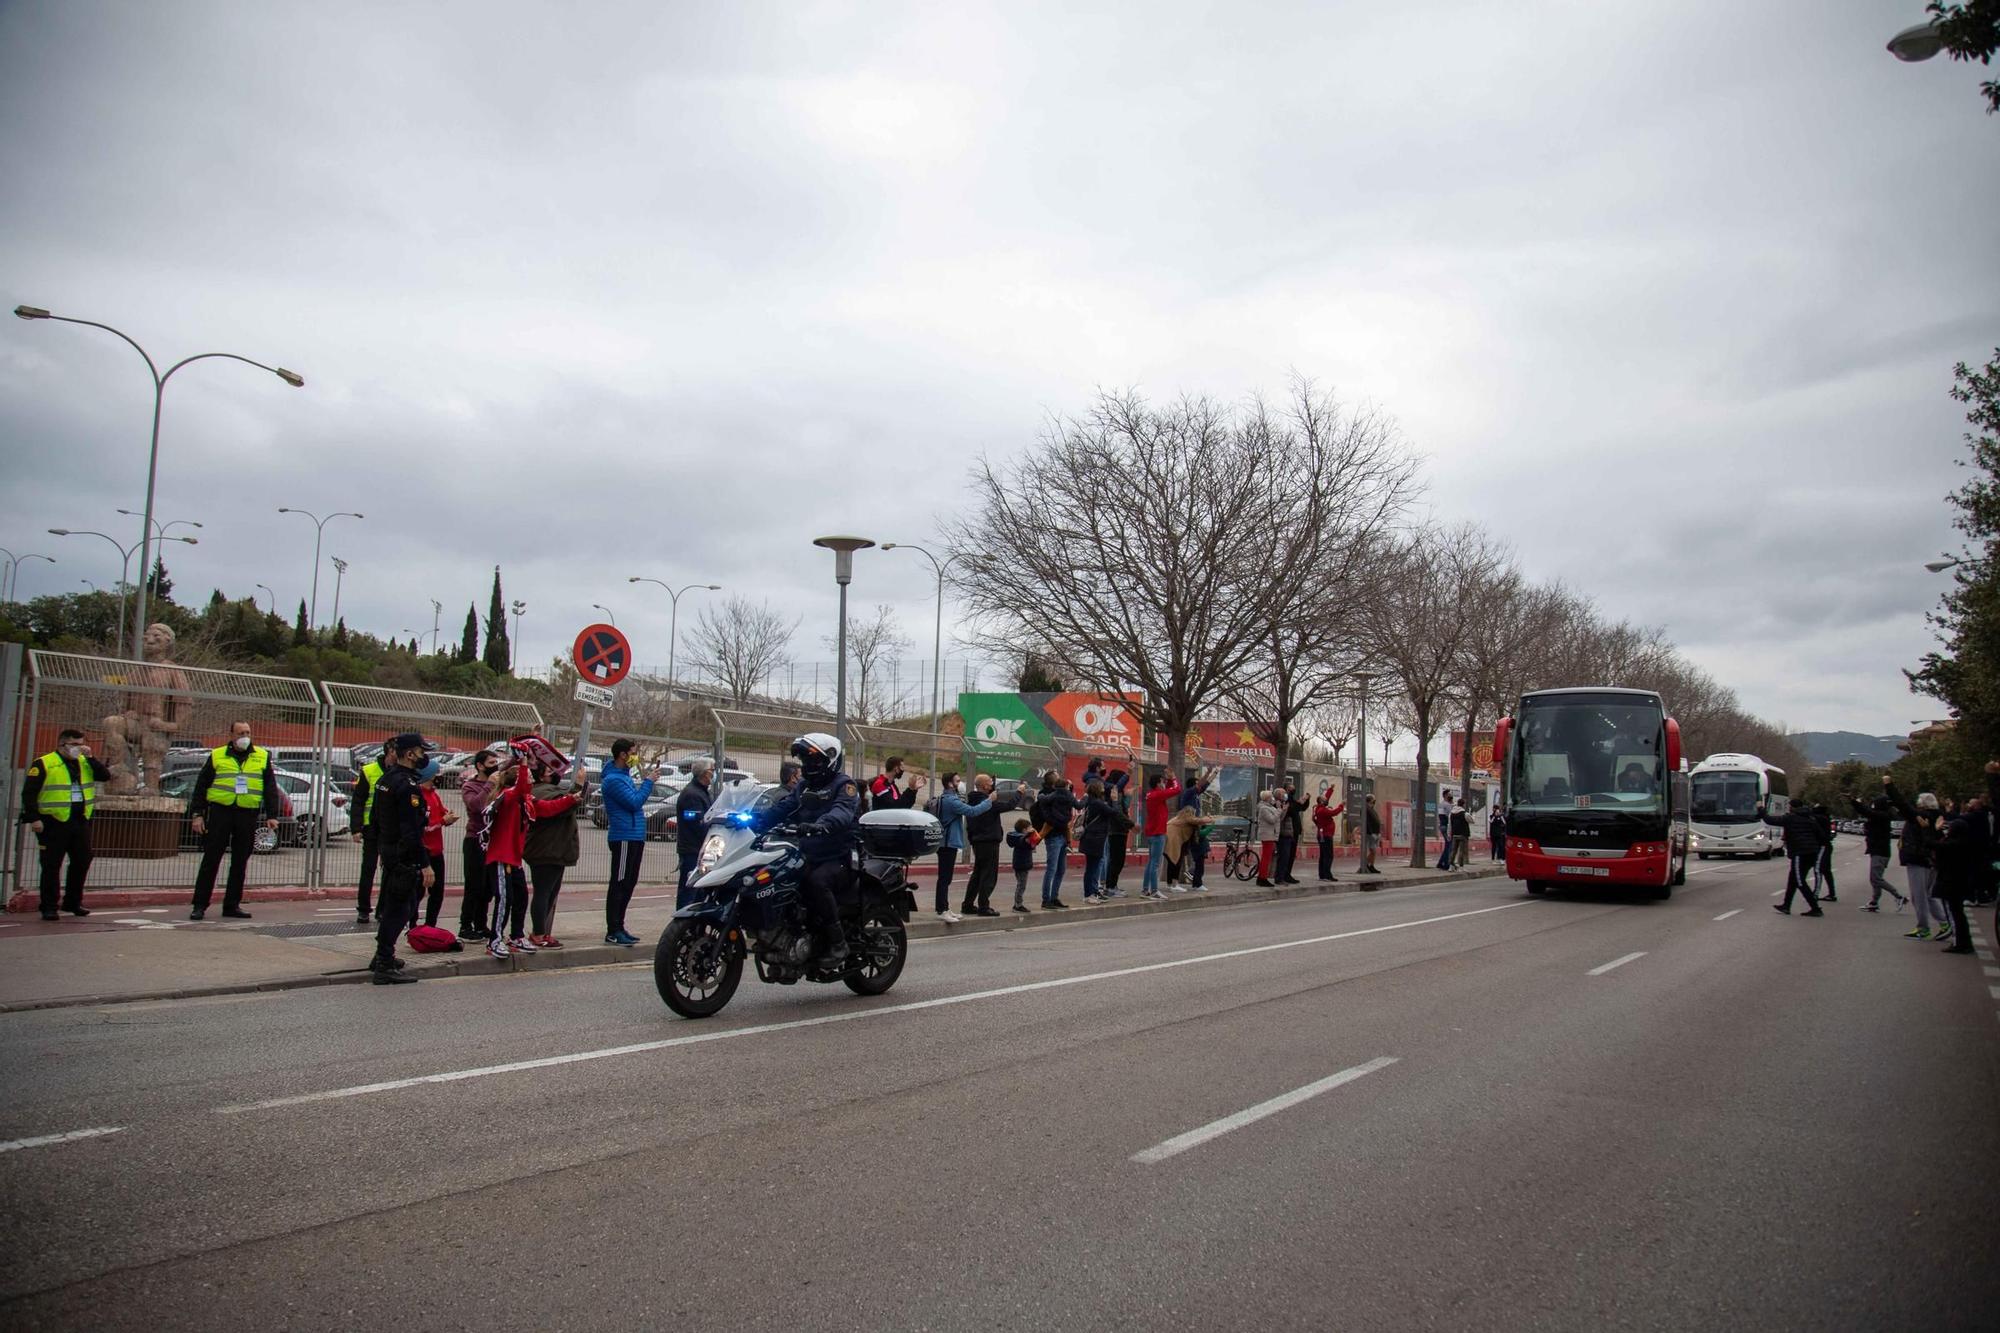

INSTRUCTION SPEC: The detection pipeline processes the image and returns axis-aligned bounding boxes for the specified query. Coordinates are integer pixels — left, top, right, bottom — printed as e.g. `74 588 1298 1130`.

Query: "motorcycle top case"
858 808 943 858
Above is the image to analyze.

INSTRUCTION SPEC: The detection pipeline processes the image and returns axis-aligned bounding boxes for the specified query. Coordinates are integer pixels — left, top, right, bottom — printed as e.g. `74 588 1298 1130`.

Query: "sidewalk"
0 858 1509 1013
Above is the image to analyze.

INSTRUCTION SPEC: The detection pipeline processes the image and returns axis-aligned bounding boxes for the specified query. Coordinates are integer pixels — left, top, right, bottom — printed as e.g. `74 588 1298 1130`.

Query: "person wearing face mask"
366 732 436 983
457 743 505 941
20 728 112 920
936 771 994 922
349 733 403 926
187 721 283 920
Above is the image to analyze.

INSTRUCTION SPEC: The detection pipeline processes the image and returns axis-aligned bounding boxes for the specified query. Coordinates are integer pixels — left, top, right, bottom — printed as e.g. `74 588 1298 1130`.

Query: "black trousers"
1944 893 1972 944
528 862 567 936
606 841 644 934
487 864 528 939
1781 852 1821 911
801 858 844 944
191 805 259 913
677 849 701 909
357 833 380 916
424 853 446 927
1317 836 1335 880
1275 835 1299 882
460 836 488 931
1105 836 1129 891
1816 843 1837 896
375 863 420 961
935 848 959 914
36 815 93 913
964 840 1000 912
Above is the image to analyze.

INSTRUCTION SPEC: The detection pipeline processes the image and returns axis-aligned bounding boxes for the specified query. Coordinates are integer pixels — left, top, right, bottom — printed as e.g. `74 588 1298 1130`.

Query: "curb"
6 885 327 913
0 866 1508 1014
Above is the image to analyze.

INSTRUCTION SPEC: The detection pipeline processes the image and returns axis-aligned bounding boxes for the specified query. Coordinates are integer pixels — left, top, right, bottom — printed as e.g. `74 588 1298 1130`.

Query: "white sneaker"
1169 886 1187 893
486 937 510 959
939 911 961 924
510 935 538 953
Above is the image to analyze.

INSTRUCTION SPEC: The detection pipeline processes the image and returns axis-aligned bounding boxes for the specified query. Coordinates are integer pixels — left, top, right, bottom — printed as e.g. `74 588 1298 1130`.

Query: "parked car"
155 766 345 850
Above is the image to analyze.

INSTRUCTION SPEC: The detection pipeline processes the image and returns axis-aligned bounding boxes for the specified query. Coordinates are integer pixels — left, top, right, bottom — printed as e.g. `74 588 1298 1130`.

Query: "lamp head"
14 305 50 320
176 537 198 546
1887 21 1945 61
1925 558 1960 573
47 528 68 536
705 583 721 590
276 368 305 387
813 535 874 586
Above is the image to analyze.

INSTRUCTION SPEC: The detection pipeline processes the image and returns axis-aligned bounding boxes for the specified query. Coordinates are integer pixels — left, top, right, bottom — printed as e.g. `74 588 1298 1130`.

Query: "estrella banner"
1190 720 1274 759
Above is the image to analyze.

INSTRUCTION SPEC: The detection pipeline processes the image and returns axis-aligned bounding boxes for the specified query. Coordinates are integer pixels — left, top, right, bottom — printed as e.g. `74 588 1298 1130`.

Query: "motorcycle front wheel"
655 918 743 1019
843 903 908 996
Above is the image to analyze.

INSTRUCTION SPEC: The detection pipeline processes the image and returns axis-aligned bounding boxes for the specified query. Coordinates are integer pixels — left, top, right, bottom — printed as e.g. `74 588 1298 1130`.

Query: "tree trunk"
1460 702 1477 809
1409 701 1432 868
1164 717 1187 784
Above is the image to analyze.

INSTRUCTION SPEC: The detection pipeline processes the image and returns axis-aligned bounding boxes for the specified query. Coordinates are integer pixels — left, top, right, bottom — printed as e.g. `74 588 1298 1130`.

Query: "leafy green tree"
483 566 511 674
1926 1 2000 115
1910 349 2000 755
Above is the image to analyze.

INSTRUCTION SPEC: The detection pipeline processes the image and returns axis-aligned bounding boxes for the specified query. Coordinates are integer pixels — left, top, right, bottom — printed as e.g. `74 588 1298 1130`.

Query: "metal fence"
8 650 324 892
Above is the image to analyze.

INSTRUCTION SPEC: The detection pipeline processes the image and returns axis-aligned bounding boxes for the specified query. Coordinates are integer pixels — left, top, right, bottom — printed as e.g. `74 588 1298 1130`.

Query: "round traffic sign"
571 622 631 687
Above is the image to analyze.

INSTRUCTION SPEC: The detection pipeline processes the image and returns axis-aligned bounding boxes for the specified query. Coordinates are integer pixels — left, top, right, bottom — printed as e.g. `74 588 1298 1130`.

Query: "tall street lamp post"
255 583 276 616
329 557 348 627
430 598 443 654
277 507 362 632
116 509 202 542
881 541 966 793
591 602 617 626
14 304 303 658
48 528 195 656
0 548 54 604
627 578 721 728
812 537 875 756
510 600 527 674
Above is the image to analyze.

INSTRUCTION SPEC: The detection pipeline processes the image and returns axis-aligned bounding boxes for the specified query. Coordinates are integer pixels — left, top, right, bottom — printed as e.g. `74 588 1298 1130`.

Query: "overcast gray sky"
2 0 1995 740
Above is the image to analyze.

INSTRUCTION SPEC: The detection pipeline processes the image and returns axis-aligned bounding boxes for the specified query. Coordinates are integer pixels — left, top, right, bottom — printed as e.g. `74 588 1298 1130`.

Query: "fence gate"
11 650 323 893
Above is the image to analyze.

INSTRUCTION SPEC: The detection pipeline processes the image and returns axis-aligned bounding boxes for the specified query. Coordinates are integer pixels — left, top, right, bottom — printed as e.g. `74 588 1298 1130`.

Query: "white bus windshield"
1512 699 1665 816
1691 772 1762 823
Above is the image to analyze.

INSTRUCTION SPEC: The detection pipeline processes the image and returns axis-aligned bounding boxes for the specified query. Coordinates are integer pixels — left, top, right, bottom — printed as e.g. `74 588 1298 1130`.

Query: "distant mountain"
1787 731 1904 767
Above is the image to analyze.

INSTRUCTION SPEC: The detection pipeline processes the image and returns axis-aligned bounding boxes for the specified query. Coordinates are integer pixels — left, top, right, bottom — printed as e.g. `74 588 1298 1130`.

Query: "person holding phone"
601 738 659 945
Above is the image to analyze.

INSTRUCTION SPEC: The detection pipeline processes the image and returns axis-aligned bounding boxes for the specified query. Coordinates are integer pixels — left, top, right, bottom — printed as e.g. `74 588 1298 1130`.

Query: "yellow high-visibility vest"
361 759 385 825
34 752 96 822
206 745 269 809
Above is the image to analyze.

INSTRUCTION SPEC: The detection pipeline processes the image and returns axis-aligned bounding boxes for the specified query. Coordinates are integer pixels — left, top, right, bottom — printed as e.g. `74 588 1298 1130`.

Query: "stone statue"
101 623 192 795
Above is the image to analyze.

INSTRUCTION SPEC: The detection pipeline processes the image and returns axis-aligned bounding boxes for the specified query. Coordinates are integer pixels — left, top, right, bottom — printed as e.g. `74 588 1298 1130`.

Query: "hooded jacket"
1253 796 1282 842
483 766 580 869
524 779 585 866
1884 783 1938 868
1760 804 1823 856
600 763 657 844
1847 795 1894 858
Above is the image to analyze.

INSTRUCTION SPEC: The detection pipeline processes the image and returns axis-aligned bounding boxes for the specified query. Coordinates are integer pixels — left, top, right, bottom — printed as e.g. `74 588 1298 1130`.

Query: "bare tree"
686 595 800 705
946 387 1336 776
1223 380 1420 781
1357 524 1504 865
1300 697 1362 765
824 603 908 725
1446 543 1552 800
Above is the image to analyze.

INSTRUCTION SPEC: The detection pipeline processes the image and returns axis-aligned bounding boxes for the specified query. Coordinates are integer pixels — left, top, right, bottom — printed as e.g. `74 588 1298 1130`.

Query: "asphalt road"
2 844 1995 1331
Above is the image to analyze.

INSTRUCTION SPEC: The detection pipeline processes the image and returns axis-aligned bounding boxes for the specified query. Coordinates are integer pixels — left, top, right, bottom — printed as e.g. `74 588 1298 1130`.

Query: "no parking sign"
572 623 631 686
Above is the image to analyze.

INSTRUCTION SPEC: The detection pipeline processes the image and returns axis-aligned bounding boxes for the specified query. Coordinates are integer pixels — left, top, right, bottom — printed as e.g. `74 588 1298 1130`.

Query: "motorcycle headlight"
698 832 726 874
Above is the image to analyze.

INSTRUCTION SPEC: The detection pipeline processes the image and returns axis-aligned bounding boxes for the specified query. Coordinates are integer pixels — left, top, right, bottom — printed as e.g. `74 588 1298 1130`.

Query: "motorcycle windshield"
704 781 772 829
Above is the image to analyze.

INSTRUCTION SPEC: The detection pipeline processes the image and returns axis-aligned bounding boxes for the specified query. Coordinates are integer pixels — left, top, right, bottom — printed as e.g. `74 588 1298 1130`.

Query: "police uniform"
20 747 110 918
764 765 861 955
369 743 431 974
188 738 284 919
351 748 392 922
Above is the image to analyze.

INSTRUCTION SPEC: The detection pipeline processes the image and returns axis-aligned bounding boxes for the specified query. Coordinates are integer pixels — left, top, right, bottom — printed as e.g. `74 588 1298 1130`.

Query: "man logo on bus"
1071 703 1133 741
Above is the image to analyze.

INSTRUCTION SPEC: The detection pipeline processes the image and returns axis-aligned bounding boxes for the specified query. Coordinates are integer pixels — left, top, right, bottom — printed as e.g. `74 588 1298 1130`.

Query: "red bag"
406 924 462 953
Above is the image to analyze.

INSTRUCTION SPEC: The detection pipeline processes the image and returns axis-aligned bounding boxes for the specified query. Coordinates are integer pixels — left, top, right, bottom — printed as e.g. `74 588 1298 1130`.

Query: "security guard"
349 736 397 925
368 732 435 984
187 720 284 920
760 732 861 967
19 727 110 920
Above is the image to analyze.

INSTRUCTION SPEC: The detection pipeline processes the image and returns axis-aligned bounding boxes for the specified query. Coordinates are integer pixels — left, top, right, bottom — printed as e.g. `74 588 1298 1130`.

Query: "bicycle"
1212 818 1258 881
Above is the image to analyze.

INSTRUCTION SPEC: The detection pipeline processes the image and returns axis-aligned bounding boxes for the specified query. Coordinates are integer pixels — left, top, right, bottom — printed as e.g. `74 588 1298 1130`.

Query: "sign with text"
957 691 1147 751
574 681 616 710
1190 720 1275 760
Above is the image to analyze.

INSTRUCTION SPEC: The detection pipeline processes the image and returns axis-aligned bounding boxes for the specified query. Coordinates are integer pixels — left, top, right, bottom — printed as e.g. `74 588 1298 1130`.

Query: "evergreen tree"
292 598 311 648
206 588 227 614
459 603 479 663
482 566 512 674
148 557 172 602
330 617 350 650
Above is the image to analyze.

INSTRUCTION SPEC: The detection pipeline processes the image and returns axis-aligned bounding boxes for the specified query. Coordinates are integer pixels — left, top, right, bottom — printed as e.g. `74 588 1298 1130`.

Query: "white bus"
1688 754 1789 859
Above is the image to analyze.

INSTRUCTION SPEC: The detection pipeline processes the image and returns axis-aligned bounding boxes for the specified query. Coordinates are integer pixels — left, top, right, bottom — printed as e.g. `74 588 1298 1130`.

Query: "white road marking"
0 1126 123 1154
1130 1057 1400 1165
1989 986 2000 1001
113 918 157 926
1588 951 1647 977
216 899 1538 1114
1713 910 1743 921
1982 966 2000 978
139 908 167 914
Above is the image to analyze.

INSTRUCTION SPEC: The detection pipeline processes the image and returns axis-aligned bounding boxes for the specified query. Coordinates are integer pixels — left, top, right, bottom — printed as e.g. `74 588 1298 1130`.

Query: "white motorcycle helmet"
789 732 842 783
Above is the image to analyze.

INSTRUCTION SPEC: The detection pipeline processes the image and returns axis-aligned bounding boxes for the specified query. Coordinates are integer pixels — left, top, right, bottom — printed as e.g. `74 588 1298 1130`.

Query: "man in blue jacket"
601 739 658 946
674 757 716 908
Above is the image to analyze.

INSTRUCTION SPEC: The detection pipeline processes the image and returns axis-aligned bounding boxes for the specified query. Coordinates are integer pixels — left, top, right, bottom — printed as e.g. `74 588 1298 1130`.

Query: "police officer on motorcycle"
760 732 859 967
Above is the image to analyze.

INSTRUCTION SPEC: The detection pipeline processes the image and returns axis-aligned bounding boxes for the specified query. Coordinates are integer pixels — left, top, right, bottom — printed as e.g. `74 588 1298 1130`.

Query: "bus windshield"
1691 772 1761 823
1511 697 1666 816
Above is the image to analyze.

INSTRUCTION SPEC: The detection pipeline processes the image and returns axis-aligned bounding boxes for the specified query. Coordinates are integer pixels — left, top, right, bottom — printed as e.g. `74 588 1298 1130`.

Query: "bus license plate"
1558 865 1611 877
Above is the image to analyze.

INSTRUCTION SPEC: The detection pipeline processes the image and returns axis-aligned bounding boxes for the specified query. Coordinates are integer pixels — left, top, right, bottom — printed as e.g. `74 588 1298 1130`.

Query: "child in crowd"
1006 816 1036 913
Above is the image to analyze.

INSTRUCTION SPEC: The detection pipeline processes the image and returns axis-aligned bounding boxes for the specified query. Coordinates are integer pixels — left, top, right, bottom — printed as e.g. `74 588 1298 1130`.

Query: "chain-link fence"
8 649 324 891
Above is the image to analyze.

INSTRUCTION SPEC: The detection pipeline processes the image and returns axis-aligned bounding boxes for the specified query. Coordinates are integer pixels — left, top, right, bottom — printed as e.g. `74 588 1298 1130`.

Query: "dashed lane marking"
1130 1057 1400 1165
1713 910 1743 921
1588 951 1647 977
215 899 1538 1114
0 1127 124 1154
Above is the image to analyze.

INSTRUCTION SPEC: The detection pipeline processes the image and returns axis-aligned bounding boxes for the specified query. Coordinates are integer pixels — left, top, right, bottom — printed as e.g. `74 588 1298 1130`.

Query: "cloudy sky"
2 0 1994 740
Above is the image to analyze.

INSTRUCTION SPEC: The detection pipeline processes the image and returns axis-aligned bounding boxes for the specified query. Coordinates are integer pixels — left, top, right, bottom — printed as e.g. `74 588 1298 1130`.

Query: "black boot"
818 932 850 969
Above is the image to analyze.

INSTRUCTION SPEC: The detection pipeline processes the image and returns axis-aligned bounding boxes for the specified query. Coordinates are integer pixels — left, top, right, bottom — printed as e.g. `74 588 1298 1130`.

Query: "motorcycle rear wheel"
655 918 743 1019
843 903 908 996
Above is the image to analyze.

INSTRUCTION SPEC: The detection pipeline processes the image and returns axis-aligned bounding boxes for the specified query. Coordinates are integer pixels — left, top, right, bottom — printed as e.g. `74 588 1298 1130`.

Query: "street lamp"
15 303 303 657
0 548 54 603
255 583 276 616
510 599 527 674
277 507 363 631
591 602 618 626
329 556 348 627
116 509 202 541
1887 19 1946 61
48 527 195 656
627 577 721 722
1924 556 1965 573
812 537 875 754
429 598 443 654
881 541 968 794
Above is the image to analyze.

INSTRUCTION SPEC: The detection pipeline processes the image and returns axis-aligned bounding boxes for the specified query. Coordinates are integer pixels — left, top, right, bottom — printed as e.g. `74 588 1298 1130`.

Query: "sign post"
569 623 632 779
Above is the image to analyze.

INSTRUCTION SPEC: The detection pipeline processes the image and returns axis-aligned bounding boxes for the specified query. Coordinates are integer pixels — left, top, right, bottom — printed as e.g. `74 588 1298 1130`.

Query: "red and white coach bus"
1493 686 1689 898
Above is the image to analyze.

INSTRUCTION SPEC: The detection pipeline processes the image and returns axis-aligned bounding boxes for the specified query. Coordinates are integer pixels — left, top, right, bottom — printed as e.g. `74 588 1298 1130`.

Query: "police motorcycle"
653 772 935 1019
